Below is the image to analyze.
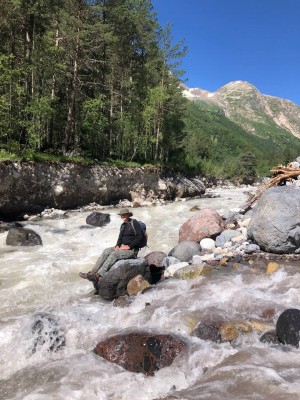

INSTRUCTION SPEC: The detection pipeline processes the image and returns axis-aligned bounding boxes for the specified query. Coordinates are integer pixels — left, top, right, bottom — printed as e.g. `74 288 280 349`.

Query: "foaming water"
1 187 300 400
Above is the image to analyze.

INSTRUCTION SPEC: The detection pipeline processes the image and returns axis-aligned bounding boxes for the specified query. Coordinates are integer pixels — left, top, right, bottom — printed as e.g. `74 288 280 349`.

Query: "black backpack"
130 219 148 248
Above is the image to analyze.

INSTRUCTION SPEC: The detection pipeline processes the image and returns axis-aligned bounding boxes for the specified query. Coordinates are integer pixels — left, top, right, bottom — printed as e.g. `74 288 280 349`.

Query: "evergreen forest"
1 0 299 180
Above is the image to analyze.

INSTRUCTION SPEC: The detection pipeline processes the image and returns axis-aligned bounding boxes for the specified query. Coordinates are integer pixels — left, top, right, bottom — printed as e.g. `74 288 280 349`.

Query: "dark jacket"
116 218 143 250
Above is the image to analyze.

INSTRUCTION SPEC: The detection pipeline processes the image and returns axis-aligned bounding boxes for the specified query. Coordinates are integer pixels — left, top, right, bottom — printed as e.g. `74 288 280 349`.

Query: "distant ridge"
182 81 300 139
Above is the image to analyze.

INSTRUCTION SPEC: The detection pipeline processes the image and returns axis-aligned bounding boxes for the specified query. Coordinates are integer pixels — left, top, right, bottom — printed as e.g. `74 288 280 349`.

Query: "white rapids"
0 187 300 400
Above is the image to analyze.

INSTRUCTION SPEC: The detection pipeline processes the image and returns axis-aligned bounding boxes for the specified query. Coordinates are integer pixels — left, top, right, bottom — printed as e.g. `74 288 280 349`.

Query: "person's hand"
114 245 120 250
120 244 130 250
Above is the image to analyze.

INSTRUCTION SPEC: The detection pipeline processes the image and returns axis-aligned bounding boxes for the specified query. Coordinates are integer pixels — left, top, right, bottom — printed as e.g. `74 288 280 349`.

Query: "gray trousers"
92 247 138 276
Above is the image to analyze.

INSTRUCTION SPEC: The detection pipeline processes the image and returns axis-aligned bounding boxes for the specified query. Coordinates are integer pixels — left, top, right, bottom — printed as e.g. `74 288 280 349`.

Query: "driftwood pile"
243 163 300 213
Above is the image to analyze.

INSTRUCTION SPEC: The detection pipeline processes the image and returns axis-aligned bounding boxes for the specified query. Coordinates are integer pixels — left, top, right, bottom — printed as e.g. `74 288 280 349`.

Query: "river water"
1 187 300 400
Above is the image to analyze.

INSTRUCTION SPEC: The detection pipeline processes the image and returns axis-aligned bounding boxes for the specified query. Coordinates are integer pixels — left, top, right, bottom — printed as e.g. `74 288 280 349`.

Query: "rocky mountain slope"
182 81 300 139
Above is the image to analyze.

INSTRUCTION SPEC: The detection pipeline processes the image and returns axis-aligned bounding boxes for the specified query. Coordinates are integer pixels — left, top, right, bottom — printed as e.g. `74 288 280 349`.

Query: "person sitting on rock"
79 208 143 288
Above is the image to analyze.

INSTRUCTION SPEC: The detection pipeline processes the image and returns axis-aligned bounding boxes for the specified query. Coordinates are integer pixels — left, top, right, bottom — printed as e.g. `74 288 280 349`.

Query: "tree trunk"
48 24 60 147
62 25 80 155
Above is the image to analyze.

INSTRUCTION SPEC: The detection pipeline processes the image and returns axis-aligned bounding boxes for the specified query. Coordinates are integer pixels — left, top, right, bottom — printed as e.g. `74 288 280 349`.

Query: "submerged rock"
31 313 65 353
94 333 186 375
6 227 42 246
192 321 222 343
260 330 281 344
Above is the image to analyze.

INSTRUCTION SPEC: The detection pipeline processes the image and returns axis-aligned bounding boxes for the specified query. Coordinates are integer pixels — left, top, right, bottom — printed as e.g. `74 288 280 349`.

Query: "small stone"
127 275 150 296
174 265 212 280
250 320 274 333
200 238 215 251
164 262 189 278
219 322 239 341
244 244 261 254
233 320 252 333
219 257 229 267
266 262 279 275
186 317 198 333
259 308 276 319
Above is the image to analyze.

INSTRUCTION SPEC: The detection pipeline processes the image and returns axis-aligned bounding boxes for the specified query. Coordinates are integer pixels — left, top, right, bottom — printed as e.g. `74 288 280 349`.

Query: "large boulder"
6 227 42 246
86 212 110 227
144 251 167 267
276 308 300 347
97 258 148 300
247 187 300 253
179 208 225 243
168 240 201 262
94 332 186 375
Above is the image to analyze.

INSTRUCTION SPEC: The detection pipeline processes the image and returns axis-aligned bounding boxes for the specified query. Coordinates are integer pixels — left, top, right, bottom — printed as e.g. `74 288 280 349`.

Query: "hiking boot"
87 272 99 283
79 271 99 283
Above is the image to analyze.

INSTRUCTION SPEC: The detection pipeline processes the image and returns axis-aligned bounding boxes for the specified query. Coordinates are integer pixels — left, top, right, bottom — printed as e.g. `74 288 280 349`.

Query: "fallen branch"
241 165 300 214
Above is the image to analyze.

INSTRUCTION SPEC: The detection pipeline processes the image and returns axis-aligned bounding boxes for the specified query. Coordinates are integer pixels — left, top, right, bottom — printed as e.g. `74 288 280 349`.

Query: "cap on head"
118 208 133 216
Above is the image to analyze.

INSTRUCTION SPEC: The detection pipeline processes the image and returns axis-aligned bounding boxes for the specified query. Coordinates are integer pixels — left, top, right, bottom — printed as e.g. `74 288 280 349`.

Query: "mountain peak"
217 81 258 93
182 80 300 139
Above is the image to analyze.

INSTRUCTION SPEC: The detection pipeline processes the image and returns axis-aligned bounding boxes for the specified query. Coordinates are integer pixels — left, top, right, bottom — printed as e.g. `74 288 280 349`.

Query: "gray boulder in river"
6 227 43 246
247 186 300 254
97 258 149 300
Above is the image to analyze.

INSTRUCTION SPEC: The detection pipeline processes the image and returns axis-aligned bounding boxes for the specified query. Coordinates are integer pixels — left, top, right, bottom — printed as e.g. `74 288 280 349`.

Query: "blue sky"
151 0 300 105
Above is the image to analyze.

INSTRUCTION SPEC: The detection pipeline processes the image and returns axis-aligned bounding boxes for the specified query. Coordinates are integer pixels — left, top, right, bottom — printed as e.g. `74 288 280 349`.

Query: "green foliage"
81 96 109 159
0 0 187 163
182 101 300 178
1 0 299 179
0 148 19 161
233 151 257 183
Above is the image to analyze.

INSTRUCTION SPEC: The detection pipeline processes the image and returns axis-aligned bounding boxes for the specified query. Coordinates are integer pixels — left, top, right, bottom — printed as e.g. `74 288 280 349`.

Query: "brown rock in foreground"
94 333 186 375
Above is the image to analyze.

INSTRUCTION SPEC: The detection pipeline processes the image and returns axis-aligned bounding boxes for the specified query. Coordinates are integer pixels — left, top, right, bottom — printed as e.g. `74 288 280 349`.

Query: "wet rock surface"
168 240 201 262
145 251 167 267
260 330 281 345
86 212 110 227
6 227 42 246
97 258 148 300
94 332 186 375
179 207 225 242
247 186 300 254
276 308 300 347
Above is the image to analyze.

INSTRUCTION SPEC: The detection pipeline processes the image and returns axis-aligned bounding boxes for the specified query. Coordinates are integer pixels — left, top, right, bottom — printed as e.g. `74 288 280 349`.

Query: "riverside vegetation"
1 0 300 181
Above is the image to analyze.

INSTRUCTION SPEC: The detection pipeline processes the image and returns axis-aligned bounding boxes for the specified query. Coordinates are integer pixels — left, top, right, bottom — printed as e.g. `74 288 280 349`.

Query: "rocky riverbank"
0 161 215 220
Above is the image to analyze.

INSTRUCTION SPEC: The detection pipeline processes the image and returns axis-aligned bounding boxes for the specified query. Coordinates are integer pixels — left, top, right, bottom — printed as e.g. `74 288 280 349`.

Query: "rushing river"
1 187 300 400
